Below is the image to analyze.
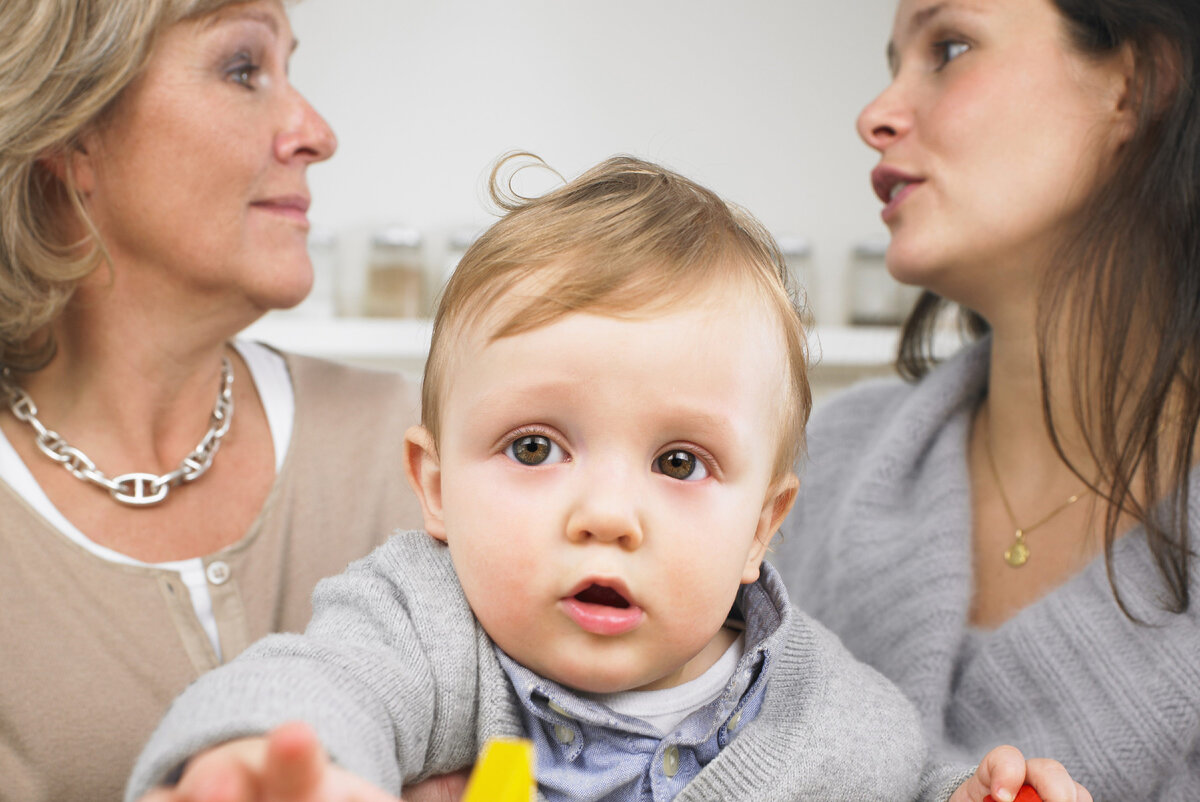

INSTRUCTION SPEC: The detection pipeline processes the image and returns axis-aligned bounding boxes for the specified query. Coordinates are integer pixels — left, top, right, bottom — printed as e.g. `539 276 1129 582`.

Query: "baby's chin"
519 646 679 696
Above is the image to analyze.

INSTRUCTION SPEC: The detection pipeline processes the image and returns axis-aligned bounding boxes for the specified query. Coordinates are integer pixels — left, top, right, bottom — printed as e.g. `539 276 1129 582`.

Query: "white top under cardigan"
0 340 292 660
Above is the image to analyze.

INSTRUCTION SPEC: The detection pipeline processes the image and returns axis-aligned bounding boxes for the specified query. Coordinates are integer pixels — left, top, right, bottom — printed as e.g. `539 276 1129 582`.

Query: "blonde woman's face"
73 0 336 315
855 0 1132 317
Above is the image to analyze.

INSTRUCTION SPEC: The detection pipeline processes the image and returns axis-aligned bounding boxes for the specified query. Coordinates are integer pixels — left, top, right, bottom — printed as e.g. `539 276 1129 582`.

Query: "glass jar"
289 226 337 317
848 235 920 326
442 226 482 285
776 235 815 319
363 225 424 318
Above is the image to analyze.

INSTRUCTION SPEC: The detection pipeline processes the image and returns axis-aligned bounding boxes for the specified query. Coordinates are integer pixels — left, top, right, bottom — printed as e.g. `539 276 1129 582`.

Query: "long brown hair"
897 0 1199 618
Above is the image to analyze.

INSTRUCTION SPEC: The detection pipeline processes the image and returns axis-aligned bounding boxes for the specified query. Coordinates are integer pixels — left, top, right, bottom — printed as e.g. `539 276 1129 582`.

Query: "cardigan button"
205 561 231 586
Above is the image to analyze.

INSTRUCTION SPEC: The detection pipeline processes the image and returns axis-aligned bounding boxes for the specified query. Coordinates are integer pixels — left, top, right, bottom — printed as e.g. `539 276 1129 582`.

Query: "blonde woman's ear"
37 138 95 195
403 425 447 541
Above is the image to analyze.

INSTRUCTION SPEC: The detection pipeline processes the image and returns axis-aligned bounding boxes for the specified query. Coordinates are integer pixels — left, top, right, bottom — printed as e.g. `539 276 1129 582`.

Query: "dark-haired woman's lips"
870 166 924 222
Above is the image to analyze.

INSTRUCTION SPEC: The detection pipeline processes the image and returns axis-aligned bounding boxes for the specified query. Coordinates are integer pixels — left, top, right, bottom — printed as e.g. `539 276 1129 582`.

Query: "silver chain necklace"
0 357 234 507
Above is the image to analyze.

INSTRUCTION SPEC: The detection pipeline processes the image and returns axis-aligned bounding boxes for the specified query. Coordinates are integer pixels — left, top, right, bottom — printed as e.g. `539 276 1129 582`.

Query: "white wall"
287 0 898 324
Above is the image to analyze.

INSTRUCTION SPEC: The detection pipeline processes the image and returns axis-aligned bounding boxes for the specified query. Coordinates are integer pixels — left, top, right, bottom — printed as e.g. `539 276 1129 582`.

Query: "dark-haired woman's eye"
654 449 710 481
507 435 565 466
933 40 969 70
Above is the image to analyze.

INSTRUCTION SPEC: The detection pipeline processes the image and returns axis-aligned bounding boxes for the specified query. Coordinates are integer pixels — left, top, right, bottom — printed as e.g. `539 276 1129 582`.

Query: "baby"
129 156 1085 802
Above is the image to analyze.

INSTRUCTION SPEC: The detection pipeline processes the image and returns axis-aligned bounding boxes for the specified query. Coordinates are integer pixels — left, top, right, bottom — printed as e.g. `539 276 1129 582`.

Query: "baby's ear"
403 425 446 541
741 473 799 584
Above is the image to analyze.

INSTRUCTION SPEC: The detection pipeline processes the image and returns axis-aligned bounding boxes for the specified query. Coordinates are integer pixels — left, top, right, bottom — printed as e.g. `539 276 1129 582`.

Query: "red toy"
984 786 1042 802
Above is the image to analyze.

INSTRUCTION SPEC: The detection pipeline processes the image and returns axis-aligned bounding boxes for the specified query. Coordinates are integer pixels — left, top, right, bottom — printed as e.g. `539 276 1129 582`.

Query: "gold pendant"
1004 529 1029 567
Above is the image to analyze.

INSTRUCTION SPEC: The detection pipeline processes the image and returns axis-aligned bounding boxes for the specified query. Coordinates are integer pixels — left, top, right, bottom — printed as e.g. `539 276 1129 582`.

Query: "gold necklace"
983 424 1088 568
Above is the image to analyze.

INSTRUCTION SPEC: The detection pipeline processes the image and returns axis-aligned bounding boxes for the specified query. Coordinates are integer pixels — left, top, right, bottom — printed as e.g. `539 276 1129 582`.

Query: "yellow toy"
462 738 536 802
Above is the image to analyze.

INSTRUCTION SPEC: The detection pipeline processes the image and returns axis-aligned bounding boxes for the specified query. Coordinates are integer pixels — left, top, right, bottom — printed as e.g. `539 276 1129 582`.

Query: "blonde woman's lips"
251 194 311 226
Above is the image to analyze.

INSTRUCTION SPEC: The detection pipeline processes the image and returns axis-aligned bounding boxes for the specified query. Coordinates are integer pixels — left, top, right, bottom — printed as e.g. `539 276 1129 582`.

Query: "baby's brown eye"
510 435 554 465
655 450 708 481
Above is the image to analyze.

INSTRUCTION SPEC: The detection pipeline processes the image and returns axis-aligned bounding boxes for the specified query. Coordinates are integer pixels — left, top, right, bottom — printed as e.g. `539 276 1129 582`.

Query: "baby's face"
419 281 796 694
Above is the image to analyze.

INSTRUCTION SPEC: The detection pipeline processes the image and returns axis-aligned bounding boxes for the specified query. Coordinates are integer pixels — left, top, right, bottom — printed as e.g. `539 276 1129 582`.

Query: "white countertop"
243 315 965 370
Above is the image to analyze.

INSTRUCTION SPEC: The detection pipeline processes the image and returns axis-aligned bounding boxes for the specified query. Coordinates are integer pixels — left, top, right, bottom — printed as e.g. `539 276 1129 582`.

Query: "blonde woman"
775 0 1200 799
0 2 434 799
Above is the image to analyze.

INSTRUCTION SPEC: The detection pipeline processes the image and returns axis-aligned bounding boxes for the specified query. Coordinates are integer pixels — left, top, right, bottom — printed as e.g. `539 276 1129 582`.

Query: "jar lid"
309 226 338 247
373 225 422 248
775 235 811 257
852 234 889 258
448 226 483 250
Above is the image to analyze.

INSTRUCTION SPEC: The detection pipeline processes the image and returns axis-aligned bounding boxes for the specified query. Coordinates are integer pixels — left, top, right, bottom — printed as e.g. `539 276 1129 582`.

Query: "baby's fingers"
262 721 326 798
1022 758 1091 802
172 745 260 802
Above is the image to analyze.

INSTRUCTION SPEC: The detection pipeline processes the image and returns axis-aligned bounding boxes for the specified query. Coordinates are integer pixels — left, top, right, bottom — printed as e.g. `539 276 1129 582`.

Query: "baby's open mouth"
574 584 630 609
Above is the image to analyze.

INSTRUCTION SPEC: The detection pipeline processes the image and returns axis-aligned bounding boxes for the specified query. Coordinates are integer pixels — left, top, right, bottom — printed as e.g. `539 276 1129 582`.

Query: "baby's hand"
948 745 1092 802
137 720 401 802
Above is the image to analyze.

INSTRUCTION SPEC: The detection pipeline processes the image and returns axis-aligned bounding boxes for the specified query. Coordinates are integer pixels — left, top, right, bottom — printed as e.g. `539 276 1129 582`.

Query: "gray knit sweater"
774 340 1200 801
127 532 972 801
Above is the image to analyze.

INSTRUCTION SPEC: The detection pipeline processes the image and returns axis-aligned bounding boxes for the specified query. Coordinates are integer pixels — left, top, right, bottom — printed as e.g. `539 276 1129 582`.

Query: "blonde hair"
0 0 255 367
423 153 812 479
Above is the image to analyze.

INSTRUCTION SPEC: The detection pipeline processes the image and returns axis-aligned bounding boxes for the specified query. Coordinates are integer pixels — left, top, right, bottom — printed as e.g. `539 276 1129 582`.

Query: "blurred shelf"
243 316 964 371
244 316 432 365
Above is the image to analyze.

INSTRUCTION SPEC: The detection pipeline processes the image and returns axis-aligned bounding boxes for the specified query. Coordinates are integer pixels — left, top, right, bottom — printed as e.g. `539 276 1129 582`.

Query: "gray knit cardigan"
127 532 972 802
774 340 1200 801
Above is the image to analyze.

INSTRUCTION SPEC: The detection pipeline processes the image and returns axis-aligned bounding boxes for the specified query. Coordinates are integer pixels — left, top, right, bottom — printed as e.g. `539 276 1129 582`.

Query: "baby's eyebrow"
665 409 738 439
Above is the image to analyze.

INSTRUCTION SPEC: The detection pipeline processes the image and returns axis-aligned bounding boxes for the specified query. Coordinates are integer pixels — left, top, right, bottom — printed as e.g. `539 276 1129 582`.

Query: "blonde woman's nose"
275 88 337 164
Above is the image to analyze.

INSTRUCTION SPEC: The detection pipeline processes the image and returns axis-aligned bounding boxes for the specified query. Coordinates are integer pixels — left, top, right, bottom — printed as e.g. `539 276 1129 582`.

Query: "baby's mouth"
561 581 643 635
573 584 631 609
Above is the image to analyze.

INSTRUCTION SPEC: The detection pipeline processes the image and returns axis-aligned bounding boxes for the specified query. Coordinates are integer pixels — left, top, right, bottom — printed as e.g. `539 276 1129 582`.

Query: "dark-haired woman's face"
855 0 1132 314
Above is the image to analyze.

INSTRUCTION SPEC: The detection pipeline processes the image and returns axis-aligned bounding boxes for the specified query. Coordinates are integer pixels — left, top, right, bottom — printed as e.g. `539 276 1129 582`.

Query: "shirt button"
662 745 680 778
548 701 572 718
206 560 231 586
727 711 742 731
553 724 575 744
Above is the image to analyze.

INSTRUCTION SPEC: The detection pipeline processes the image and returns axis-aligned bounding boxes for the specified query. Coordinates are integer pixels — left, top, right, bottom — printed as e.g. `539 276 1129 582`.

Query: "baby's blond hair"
423 154 811 479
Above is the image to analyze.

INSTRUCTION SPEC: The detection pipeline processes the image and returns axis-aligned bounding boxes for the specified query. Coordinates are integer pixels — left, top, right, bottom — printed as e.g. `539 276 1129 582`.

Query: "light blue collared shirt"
496 567 785 802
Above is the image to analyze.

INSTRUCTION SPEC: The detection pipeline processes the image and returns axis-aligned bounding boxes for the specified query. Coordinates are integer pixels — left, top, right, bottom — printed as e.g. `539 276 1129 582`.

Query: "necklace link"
111 472 171 506
0 356 235 507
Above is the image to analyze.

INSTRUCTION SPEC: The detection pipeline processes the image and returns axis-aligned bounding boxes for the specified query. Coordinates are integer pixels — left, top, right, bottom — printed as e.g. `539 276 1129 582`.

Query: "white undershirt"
0 340 294 662
582 632 746 735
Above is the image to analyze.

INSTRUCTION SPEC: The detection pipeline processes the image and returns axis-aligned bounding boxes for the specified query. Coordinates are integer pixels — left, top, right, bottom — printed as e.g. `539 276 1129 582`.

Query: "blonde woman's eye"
654 450 710 481
508 435 565 466
227 58 260 88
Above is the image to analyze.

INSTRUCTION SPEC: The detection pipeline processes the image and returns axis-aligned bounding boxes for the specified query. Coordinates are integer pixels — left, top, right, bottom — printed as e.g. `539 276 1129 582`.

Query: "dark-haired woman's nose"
857 80 911 152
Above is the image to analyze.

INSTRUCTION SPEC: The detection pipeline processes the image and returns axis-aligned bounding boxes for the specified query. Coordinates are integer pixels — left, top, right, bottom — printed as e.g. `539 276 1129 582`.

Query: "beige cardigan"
0 351 425 802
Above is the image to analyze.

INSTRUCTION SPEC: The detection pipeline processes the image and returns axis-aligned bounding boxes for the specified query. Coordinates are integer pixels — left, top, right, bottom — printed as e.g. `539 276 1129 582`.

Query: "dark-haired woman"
773 0 1200 799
